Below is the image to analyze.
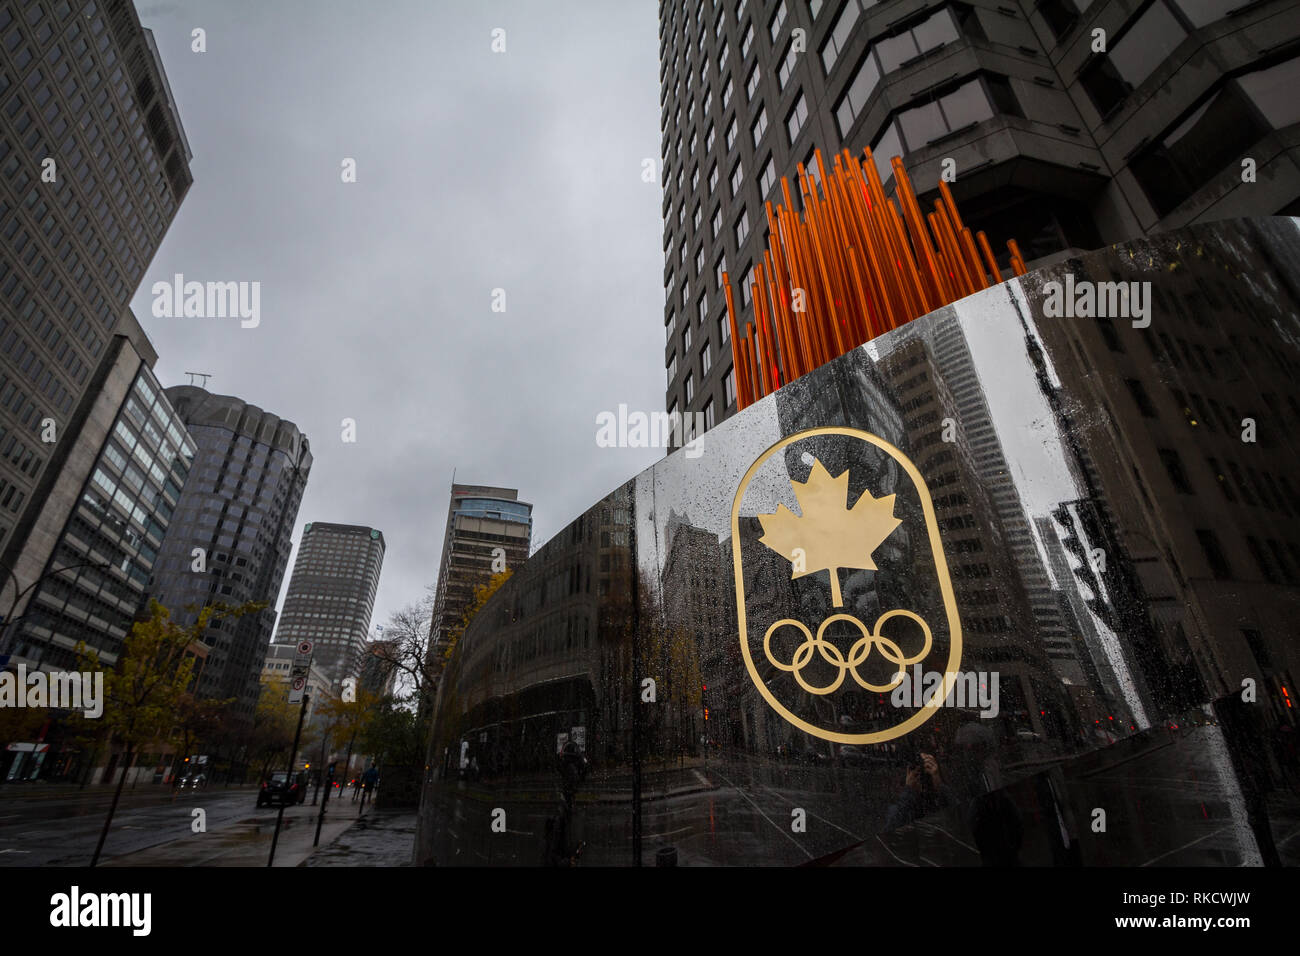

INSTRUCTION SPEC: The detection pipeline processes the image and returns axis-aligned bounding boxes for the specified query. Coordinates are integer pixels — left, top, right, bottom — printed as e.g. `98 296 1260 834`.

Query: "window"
1173 0 1239 28
1080 2 1186 117
787 92 809 143
701 342 712 374
740 263 755 307
779 40 799 89
1196 529 1231 578
1158 448 1193 494
741 22 754 57
725 115 738 149
722 75 734 109
752 105 768 146
1124 378 1157 417
715 254 727 289
684 325 692 351
876 9 959 74
821 0 861 74
735 208 750 245
667 353 677 384
897 78 993 148
730 159 745 196
698 294 709 324
711 207 723 238
685 372 695 403
704 397 716 430
704 86 713 114
871 121 902 184
719 313 731 343
718 39 730 71
708 162 719 191
835 52 881 136
693 203 702 230
695 246 705 274
770 2 788 43
691 164 700 191
759 156 776 197
724 367 737 406
746 62 761 100
678 202 687 226
1133 60 1296 217
706 125 716 152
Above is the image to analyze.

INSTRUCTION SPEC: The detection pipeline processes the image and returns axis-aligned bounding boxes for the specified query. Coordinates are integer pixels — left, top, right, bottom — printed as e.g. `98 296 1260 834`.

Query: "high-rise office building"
271 522 385 690
147 386 311 724
427 484 532 677
0 0 192 599
3 316 195 673
657 0 1300 425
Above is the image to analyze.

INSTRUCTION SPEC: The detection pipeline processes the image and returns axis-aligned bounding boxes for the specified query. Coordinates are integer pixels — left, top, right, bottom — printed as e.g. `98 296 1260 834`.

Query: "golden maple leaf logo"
757 457 901 607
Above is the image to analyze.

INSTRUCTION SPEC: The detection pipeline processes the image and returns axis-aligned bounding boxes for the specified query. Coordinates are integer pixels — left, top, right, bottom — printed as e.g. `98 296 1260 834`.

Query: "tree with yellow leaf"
442 569 512 662
77 599 262 866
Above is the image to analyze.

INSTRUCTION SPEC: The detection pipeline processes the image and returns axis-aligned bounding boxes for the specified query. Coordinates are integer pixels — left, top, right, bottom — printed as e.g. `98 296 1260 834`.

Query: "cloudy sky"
130 1 667 630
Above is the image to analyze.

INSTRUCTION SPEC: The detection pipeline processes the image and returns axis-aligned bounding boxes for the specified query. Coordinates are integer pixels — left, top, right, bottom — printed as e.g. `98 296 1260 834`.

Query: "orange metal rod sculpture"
725 148 1027 410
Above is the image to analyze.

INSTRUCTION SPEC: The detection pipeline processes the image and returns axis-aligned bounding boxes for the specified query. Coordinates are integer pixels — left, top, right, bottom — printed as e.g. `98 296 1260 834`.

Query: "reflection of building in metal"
660 515 720 753
661 0 1300 426
427 484 532 677
419 220 1300 867
149 387 311 727
426 489 629 785
873 332 1074 743
359 638 400 698
271 522 385 691
1035 514 1140 735
1019 223 1300 724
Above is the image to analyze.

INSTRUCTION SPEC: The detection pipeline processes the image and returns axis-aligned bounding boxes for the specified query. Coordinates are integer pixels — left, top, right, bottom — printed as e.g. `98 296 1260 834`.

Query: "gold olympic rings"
762 609 932 695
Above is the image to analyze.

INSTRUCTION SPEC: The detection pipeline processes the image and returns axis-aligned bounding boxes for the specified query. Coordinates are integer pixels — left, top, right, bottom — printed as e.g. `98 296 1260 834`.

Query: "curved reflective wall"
416 218 1300 866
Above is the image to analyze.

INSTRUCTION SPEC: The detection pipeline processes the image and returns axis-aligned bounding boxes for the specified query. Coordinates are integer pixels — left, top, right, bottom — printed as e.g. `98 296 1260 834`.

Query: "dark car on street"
256 771 305 808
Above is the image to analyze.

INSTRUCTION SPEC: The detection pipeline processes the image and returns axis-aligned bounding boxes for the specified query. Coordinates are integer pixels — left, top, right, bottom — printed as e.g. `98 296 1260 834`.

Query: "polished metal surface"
416 218 1300 866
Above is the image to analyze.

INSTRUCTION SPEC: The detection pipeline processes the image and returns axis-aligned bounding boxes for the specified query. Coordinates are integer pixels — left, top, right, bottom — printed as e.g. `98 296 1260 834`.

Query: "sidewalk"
101 809 356 867
301 808 417 866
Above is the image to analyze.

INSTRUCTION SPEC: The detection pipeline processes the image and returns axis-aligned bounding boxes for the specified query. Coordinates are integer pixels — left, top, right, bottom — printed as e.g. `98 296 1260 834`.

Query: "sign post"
268 640 312 867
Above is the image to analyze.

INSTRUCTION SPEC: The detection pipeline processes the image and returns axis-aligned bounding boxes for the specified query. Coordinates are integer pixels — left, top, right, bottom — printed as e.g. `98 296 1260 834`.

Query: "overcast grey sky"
129 1 667 631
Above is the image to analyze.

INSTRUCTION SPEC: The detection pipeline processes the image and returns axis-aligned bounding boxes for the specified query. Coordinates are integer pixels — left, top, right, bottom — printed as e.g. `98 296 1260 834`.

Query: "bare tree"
370 593 437 710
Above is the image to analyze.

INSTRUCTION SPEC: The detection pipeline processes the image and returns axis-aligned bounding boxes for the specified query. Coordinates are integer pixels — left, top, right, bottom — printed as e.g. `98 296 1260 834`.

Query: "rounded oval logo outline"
731 426 964 744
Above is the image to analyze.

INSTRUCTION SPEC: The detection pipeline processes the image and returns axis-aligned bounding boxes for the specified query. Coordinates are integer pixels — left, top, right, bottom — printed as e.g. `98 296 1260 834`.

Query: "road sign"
288 676 307 704
296 639 313 656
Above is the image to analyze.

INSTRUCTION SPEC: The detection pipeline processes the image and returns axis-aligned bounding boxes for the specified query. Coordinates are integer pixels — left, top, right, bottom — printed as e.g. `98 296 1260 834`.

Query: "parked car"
256 771 303 808
178 773 206 790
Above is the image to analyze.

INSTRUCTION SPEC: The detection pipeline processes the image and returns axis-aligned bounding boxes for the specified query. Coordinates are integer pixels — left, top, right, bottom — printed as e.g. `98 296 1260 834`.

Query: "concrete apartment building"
0 0 192 622
658 0 1300 425
271 522 385 691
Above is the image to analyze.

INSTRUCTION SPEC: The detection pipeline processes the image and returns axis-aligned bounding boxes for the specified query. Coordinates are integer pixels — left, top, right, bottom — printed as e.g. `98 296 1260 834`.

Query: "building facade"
427 484 532 675
0 0 192 610
271 522 385 690
658 0 1300 426
147 386 311 725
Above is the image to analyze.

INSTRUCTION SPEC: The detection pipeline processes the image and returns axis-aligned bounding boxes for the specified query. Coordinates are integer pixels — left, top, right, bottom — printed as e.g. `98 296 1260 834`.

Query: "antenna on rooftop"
185 371 212 388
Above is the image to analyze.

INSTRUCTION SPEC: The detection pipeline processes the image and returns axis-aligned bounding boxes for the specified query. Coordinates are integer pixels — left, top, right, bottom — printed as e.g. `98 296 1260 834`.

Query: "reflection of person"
545 741 589 866
883 752 951 829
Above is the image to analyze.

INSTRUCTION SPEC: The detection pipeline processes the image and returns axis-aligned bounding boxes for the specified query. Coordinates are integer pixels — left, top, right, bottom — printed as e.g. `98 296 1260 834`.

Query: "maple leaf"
757 457 901 607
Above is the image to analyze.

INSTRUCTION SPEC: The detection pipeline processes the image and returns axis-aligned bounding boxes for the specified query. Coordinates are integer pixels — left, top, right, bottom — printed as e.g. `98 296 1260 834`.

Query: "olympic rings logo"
762 609 932 695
